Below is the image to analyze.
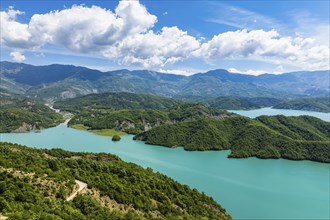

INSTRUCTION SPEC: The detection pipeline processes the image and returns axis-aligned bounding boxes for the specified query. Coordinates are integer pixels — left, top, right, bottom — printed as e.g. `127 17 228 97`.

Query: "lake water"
0 109 329 219
230 107 330 122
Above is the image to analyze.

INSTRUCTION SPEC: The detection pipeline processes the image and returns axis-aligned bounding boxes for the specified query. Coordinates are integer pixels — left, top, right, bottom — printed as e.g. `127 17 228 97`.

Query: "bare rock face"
12 122 39 133
60 90 77 99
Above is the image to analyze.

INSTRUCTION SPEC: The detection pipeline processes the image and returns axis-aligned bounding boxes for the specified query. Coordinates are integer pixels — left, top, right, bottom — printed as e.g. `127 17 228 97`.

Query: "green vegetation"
54 92 182 113
2 62 329 101
199 97 281 110
70 124 90 130
59 93 234 135
68 103 234 135
273 97 330 112
112 135 121 141
91 129 126 137
70 124 126 137
135 115 330 163
0 142 231 219
0 97 63 133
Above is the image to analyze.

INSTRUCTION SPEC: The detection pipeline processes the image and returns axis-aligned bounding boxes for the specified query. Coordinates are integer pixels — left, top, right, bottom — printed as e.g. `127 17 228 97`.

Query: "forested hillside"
0 93 63 132
273 97 330 112
0 142 231 219
54 92 182 113
1 62 329 101
198 97 282 110
68 103 234 134
135 115 330 163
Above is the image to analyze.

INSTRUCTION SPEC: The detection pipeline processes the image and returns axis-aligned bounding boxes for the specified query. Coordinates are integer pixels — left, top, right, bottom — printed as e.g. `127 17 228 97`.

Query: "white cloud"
0 1 329 71
27 2 157 53
159 68 194 76
102 26 200 68
0 2 198 68
194 29 329 70
228 68 265 76
228 65 285 76
0 7 36 49
10 51 26 62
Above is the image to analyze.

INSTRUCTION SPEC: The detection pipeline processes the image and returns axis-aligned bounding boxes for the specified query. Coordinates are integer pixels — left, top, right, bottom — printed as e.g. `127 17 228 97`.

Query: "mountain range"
1 61 329 101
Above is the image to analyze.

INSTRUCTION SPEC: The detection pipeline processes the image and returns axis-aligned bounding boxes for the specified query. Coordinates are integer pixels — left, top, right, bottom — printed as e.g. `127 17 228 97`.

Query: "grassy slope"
0 142 231 220
71 124 126 137
135 115 330 163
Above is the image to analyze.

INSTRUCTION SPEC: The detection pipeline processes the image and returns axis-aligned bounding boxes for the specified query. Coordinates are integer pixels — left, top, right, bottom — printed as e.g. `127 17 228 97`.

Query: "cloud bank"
1 1 329 70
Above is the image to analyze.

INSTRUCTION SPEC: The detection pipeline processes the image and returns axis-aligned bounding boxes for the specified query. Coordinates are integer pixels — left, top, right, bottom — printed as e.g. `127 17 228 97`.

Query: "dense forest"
68 103 234 134
197 97 282 110
0 94 63 133
54 92 182 113
0 142 231 219
2 62 329 101
273 97 330 112
135 115 330 163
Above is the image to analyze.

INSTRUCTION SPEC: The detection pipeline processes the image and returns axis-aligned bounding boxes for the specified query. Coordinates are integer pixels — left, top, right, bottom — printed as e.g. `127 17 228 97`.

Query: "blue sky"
1 0 329 75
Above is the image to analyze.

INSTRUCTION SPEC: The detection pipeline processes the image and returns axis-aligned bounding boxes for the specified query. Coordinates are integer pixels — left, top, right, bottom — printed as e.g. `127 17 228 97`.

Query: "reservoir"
1 109 329 219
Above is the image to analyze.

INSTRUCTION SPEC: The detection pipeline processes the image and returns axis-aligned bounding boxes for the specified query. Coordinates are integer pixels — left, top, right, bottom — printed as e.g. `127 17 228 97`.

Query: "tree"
112 135 121 141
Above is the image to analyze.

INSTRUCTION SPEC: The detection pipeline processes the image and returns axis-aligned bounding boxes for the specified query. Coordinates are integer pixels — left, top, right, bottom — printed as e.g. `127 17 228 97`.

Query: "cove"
1 123 329 219
229 107 330 122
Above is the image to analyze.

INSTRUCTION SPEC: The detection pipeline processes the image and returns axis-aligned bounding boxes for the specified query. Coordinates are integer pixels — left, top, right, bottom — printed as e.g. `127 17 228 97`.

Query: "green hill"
2 62 330 101
198 97 281 110
56 92 234 135
68 100 235 135
54 92 182 113
135 115 330 163
0 96 63 133
273 97 330 112
0 142 231 219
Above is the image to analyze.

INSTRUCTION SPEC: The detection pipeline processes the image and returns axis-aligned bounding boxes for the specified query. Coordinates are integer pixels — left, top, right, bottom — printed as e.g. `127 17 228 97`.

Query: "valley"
1 63 329 220
1 1 329 219
1 62 329 103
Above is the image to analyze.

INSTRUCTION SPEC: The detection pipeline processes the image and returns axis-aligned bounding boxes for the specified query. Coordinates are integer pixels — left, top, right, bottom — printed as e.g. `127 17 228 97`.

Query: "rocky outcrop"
12 123 41 133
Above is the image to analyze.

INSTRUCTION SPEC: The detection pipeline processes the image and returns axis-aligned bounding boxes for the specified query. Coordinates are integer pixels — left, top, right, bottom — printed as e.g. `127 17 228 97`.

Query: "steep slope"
273 97 330 112
54 92 182 113
180 70 284 98
0 142 231 219
55 92 235 135
135 115 330 163
198 96 282 110
0 96 63 132
255 71 330 96
1 62 329 100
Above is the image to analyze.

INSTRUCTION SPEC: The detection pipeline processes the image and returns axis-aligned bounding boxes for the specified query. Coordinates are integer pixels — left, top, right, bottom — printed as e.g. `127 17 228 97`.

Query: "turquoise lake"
230 107 330 122
0 109 329 219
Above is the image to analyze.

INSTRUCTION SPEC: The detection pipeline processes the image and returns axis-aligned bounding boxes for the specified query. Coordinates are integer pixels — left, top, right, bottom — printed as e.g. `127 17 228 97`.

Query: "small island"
112 135 121 141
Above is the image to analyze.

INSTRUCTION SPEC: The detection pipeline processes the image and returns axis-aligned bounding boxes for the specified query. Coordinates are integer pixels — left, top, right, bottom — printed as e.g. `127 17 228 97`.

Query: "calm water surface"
1 109 329 219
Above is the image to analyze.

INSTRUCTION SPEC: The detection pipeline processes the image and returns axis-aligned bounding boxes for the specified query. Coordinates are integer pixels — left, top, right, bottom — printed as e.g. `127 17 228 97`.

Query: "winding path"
66 180 87 201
